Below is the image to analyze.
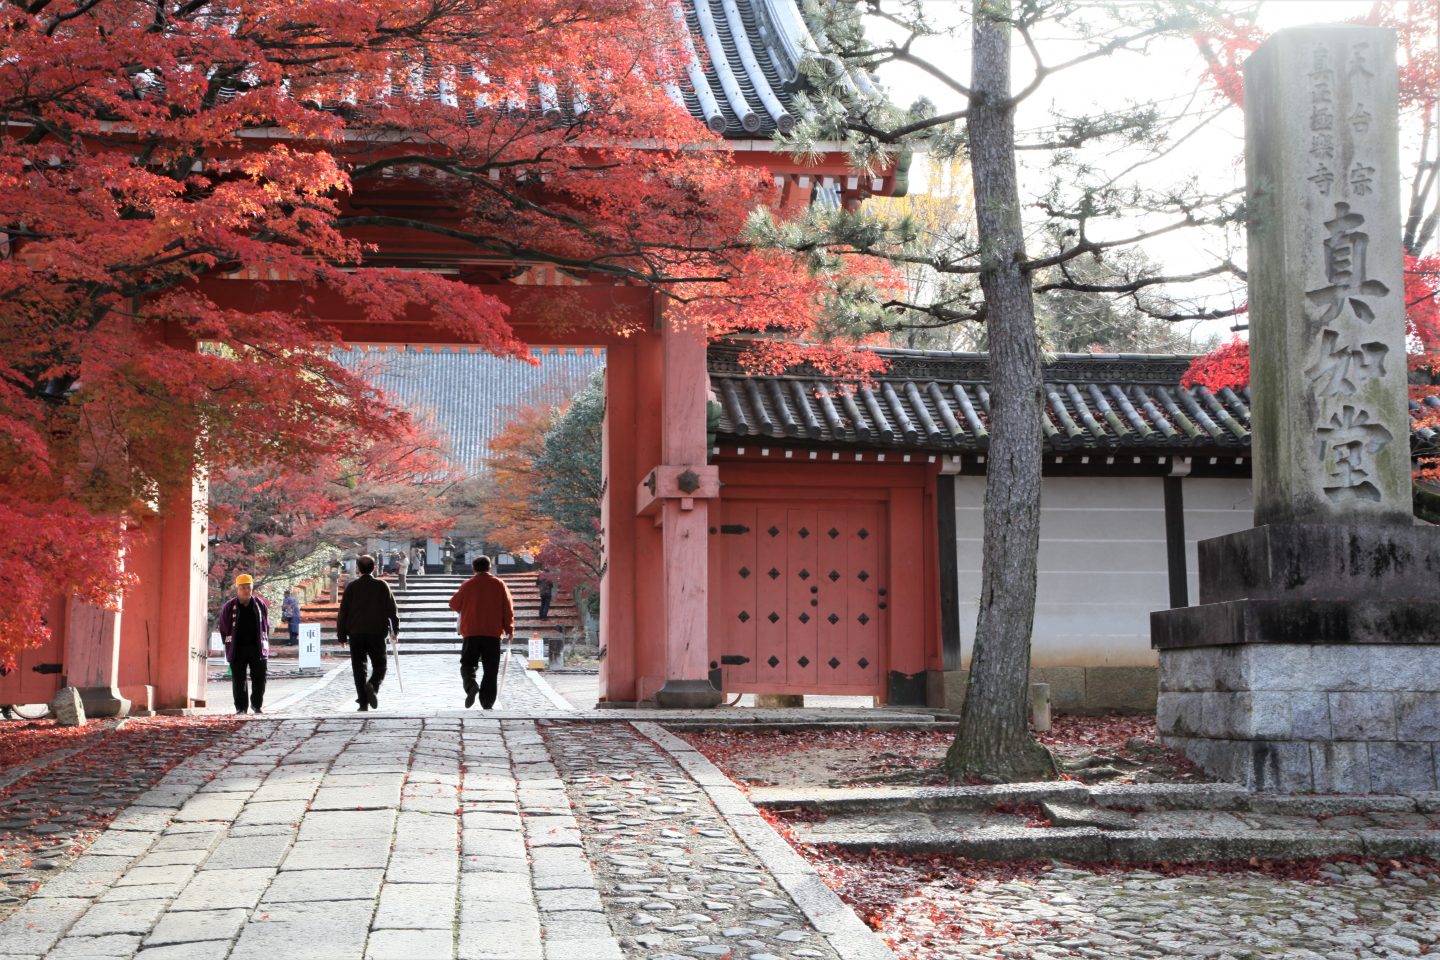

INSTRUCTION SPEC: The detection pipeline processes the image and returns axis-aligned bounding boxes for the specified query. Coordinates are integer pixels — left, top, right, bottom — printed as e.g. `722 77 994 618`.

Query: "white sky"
868 0 1408 342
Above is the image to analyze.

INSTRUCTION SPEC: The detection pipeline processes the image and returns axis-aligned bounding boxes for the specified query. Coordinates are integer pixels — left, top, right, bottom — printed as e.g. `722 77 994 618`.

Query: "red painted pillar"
153 470 209 711
599 343 638 702
122 465 209 712
650 322 721 707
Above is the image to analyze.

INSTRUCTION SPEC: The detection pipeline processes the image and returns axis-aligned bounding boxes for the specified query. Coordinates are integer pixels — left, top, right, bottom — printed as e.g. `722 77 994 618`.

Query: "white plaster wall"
953 475 1253 668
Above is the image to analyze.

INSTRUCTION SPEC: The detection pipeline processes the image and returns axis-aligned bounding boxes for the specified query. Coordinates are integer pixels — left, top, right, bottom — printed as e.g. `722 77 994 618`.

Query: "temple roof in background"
333 346 604 469
337 342 1440 467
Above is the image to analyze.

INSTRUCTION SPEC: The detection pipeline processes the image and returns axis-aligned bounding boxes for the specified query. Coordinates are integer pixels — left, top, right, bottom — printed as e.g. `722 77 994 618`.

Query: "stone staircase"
299 572 581 649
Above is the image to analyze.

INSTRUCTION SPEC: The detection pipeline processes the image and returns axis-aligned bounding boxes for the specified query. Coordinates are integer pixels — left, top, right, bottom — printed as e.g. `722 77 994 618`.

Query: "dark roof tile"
707 342 1440 456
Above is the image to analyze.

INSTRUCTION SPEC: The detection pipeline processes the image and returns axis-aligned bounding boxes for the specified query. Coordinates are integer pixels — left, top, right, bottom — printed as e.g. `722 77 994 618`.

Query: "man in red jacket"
449 556 515 709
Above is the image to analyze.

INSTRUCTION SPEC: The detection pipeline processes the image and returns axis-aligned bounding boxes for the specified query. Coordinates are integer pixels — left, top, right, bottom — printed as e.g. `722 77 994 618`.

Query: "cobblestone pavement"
850 860 1440 960
0 717 866 960
543 721 845 960
279 650 567 715
0 719 244 923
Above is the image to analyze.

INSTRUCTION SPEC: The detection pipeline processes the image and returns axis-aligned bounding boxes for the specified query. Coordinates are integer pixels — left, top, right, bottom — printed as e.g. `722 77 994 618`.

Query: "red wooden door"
712 501 884 696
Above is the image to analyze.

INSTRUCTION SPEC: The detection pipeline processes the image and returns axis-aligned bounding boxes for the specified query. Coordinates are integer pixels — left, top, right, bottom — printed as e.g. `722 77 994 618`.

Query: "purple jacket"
217 594 271 663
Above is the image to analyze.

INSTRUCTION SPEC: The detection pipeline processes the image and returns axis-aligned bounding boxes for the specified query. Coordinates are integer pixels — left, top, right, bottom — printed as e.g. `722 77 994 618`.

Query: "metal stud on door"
787 508 819 686
755 506 790 686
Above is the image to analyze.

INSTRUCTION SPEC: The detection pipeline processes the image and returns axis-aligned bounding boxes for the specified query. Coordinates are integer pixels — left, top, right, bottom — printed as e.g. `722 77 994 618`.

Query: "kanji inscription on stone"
1306 202 1389 324
1314 404 1394 502
1243 26 1410 524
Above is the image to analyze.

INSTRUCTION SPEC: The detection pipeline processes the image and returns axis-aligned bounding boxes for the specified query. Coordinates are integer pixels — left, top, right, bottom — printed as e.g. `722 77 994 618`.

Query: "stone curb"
809 827 1440 863
634 721 897 960
522 665 577 713
660 719 952 731
266 662 349 713
749 782 1440 816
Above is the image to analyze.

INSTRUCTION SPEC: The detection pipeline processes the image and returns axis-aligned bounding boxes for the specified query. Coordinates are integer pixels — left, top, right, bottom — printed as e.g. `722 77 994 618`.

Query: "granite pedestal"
1154 523 1440 792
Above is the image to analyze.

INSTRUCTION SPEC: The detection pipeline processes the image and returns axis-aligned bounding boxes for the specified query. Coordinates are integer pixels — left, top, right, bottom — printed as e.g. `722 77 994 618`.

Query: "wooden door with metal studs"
711 502 884 697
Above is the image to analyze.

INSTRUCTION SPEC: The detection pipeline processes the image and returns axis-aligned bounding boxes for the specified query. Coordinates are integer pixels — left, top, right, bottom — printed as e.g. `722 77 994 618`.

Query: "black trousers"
349 634 388 704
231 648 267 712
538 595 551 619
460 636 502 709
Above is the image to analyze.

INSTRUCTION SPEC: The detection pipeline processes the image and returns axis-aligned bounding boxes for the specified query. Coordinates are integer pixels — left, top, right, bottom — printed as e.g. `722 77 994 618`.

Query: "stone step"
800 824 1440 863
758 781 1440 862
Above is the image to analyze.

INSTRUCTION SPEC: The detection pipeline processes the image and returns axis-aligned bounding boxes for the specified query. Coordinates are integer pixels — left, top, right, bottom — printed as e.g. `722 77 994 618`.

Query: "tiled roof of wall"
333 346 604 469
708 343 1440 455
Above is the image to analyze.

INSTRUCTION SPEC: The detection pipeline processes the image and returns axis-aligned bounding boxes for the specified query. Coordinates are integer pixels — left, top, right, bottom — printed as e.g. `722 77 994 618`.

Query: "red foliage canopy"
0 0 892 666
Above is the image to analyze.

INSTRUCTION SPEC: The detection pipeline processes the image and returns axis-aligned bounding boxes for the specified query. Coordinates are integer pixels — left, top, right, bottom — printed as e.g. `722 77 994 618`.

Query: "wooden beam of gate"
191 275 657 347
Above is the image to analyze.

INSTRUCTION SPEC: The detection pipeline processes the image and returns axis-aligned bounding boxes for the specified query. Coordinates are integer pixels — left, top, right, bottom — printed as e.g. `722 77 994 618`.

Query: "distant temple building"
334 346 605 469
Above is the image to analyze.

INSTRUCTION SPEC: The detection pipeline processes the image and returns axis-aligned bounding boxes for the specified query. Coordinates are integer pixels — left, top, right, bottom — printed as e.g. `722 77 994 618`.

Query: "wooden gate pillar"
599 340 640 703
155 471 210 712
63 592 131 718
636 322 721 707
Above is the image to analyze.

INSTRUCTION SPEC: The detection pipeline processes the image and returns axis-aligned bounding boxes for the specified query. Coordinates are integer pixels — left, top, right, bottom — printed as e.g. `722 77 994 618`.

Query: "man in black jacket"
336 554 400 711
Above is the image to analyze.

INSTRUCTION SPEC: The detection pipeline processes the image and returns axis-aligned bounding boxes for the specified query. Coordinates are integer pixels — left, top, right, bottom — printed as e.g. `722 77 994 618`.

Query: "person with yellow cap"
217 573 271 715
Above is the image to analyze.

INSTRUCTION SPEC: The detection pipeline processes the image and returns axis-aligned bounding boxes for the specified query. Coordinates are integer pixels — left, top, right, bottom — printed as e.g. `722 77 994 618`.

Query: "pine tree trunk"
944 0 1055 783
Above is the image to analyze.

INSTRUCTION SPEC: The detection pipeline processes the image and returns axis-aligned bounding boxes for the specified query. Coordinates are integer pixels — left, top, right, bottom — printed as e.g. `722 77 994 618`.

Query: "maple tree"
466 376 604 610
0 0 891 668
207 415 459 600
466 403 562 556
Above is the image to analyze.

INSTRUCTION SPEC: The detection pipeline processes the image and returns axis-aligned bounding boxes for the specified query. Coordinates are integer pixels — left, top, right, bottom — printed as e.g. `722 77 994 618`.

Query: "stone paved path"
279 651 567 716
0 716 876 960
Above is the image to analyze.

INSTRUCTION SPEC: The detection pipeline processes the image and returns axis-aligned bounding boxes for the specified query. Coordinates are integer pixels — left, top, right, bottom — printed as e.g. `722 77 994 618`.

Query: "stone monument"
1152 26 1440 793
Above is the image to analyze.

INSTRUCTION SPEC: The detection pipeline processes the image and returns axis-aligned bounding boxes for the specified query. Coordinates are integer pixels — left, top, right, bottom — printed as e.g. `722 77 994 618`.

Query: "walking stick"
389 628 405 692
497 632 513 707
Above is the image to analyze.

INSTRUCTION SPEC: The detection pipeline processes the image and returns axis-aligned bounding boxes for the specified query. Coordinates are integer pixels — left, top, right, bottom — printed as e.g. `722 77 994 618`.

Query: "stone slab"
372 882 457 928
261 868 384 903
170 868 274 912
47 934 143 958
367 928 456 960
144 908 249 947
1199 524 1440 604
66 897 168 937
280 838 391 871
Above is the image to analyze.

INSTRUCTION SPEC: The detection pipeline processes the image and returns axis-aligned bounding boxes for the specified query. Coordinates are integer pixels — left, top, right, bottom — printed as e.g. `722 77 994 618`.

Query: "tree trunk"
944 0 1055 783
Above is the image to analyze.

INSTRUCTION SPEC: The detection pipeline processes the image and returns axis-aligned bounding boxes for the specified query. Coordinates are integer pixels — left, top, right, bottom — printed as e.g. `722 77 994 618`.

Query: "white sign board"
527 637 545 662
209 631 224 655
299 623 322 669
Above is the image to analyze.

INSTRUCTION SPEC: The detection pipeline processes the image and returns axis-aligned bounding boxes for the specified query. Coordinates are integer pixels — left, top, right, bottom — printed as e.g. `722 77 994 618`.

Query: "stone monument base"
1154 523 1440 793
1158 643 1440 792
